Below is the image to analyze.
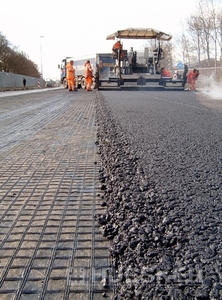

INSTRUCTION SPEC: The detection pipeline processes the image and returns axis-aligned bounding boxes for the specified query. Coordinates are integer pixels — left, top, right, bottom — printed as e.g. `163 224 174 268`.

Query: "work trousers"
68 78 75 91
85 76 92 91
188 79 196 90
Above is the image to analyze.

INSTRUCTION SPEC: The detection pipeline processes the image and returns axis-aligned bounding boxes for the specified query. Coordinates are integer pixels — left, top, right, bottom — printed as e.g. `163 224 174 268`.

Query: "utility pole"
40 36 44 78
221 19 222 60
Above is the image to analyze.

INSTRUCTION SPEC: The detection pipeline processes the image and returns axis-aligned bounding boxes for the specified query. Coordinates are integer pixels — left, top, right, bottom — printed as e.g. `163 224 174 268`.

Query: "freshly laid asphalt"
95 89 222 300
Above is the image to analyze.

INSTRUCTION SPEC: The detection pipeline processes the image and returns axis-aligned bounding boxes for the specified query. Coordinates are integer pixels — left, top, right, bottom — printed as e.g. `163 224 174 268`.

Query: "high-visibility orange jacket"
187 71 194 83
193 71 199 80
161 69 171 77
187 70 199 83
84 62 93 77
112 41 122 51
66 62 75 79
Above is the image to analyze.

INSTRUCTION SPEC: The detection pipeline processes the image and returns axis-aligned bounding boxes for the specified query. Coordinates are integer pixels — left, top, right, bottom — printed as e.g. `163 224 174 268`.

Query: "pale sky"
0 0 199 80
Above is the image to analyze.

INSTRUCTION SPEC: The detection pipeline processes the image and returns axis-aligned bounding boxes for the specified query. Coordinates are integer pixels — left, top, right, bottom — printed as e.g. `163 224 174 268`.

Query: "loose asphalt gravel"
95 90 222 300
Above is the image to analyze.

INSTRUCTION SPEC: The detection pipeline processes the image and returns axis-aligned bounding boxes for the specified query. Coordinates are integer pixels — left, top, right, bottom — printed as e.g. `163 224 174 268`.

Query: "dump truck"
59 53 121 90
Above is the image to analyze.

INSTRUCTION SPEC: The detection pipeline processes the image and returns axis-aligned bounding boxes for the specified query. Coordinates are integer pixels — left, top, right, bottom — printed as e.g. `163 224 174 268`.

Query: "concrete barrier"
0 72 44 90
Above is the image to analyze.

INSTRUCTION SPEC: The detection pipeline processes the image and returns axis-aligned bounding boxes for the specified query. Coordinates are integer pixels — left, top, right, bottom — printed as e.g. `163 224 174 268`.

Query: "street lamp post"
40 36 44 78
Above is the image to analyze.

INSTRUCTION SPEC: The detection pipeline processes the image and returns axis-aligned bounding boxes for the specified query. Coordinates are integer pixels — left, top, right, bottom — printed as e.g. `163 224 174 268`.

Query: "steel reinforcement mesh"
0 91 113 300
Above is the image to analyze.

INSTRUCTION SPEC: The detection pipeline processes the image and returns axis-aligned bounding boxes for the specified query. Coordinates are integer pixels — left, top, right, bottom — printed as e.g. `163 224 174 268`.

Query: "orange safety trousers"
189 80 196 90
85 76 92 91
68 78 75 91
187 72 196 90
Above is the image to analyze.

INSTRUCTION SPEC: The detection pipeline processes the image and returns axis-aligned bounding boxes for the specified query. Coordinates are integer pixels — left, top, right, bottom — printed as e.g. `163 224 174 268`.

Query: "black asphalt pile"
95 92 222 300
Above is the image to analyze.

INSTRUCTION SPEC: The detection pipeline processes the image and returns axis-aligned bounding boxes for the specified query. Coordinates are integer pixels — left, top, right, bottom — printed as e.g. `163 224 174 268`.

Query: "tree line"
147 0 222 70
178 0 222 67
0 32 40 78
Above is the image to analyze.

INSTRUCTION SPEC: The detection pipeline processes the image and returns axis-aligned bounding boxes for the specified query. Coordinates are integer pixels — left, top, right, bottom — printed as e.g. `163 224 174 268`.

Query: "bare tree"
0 31 40 77
176 0 222 67
175 30 193 65
162 42 174 70
0 32 10 71
217 7 222 60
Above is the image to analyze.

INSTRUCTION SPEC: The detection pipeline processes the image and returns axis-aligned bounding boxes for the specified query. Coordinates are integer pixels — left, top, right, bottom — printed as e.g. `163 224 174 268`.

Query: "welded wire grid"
0 92 113 300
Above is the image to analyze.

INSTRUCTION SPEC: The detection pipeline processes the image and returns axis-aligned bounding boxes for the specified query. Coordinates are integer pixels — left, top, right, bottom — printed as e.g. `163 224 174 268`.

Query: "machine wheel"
75 76 80 89
63 78 68 88
81 77 96 90
91 77 96 90
81 77 86 89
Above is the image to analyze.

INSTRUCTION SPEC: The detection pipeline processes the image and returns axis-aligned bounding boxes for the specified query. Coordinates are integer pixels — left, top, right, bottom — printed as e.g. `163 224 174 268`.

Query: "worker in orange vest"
112 40 124 59
161 67 171 77
84 60 93 91
187 69 199 91
66 60 75 91
112 40 122 52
